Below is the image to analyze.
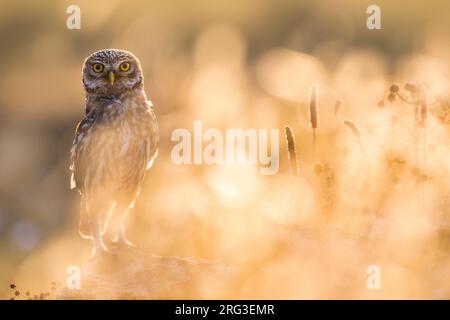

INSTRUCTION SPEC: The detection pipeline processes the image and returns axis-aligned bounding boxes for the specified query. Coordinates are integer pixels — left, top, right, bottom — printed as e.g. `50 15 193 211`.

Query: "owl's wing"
145 104 159 170
70 107 97 190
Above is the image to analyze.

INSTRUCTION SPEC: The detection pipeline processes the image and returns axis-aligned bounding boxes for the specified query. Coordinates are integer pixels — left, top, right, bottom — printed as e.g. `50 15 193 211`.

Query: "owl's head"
82 49 143 96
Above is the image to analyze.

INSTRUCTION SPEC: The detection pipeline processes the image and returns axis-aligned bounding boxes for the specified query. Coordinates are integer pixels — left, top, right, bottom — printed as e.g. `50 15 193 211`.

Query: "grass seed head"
284 126 299 176
309 84 318 129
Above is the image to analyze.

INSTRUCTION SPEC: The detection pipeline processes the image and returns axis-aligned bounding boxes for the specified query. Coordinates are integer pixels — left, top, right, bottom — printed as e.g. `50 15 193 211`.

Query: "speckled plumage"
70 49 158 255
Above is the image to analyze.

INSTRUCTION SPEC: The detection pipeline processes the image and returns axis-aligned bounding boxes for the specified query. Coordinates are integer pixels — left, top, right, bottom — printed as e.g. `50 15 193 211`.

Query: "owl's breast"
73 90 158 193
101 98 156 165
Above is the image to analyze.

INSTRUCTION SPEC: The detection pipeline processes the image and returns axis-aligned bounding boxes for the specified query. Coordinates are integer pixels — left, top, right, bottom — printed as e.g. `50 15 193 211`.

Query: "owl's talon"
122 239 135 248
109 239 136 251
105 235 140 255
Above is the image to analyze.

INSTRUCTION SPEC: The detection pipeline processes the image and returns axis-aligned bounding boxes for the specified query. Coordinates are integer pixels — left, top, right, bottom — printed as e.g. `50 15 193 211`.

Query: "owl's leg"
88 199 109 258
79 196 92 239
108 214 118 242
113 202 134 247
91 217 108 257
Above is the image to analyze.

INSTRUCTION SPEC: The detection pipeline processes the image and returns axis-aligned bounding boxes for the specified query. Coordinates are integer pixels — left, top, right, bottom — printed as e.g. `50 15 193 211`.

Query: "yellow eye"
119 62 130 72
92 63 104 73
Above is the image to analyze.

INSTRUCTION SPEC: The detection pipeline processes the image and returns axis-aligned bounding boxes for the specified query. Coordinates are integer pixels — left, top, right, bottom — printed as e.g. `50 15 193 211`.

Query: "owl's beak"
108 71 115 85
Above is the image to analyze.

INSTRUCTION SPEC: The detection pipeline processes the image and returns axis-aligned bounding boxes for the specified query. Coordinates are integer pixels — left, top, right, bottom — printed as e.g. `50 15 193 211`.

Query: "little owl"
70 49 158 257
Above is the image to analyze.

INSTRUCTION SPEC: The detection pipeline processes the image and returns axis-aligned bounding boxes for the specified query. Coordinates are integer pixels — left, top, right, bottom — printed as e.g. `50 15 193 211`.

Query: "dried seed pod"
389 84 399 93
405 82 418 94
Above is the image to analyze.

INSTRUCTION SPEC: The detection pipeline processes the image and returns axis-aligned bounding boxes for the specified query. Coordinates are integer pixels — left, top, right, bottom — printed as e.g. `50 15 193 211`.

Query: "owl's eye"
119 62 131 72
92 63 104 73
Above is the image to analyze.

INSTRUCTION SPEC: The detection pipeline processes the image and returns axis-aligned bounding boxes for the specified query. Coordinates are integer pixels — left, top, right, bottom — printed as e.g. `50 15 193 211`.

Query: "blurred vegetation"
0 0 449 298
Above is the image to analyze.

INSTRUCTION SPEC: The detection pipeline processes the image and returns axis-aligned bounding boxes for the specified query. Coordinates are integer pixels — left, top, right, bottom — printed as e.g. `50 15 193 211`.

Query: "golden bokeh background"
0 0 449 299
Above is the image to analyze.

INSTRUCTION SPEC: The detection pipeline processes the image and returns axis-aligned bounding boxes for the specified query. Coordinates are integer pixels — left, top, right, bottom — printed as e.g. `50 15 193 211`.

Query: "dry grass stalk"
418 86 428 209
419 86 428 127
405 83 420 164
334 100 341 116
285 126 299 176
309 84 318 159
343 119 366 156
